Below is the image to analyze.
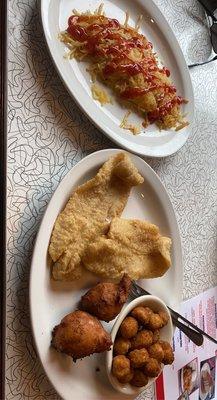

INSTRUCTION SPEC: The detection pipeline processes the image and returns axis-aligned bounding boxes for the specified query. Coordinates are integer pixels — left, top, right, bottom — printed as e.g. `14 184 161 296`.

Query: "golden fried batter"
148 343 164 362
83 218 171 280
49 153 144 280
159 341 174 364
148 313 164 330
51 310 112 361
128 348 149 368
120 317 139 339
130 370 149 387
81 274 131 321
143 358 161 377
131 306 152 325
113 337 131 355
131 330 154 350
112 355 133 383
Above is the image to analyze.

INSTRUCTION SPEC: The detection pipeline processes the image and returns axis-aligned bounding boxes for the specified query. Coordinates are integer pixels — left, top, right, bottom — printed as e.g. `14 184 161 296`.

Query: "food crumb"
120 111 141 135
91 84 112 106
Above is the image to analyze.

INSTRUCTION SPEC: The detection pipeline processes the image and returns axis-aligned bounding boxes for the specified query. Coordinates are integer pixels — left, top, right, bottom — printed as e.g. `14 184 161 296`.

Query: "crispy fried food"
131 330 153 349
49 152 143 280
153 330 160 343
128 348 149 368
51 310 112 361
112 355 133 383
130 370 149 387
81 274 131 322
158 311 170 326
113 337 131 355
83 218 171 280
142 358 161 377
131 306 152 325
148 313 164 330
120 316 139 339
159 341 174 364
148 343 164 362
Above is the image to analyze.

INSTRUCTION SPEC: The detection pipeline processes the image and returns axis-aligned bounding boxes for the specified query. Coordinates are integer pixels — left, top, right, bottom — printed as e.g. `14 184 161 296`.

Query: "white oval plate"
30 149 183 400
41 0 194 157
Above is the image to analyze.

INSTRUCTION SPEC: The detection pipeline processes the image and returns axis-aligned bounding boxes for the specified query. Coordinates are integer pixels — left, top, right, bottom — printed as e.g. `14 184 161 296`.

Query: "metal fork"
130 281 217 346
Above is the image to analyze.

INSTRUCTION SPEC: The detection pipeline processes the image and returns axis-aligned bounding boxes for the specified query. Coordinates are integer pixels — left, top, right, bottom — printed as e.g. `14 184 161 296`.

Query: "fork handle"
171 314 204 346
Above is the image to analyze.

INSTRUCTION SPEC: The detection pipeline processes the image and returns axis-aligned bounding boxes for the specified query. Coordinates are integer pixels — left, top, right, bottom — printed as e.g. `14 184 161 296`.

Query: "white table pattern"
7 0 217 398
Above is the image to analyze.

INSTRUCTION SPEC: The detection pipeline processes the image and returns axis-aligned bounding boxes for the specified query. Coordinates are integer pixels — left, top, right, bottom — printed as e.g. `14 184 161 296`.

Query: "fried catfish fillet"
49 153 144 280
81 274 131 322
83 218 171 280
51 310 112 361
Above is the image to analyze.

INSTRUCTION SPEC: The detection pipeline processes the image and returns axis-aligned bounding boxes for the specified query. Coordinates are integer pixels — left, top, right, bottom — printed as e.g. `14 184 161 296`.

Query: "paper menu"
155 286 217 400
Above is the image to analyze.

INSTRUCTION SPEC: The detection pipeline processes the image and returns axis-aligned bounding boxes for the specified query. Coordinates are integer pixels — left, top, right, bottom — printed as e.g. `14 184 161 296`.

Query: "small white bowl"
106 295 173 396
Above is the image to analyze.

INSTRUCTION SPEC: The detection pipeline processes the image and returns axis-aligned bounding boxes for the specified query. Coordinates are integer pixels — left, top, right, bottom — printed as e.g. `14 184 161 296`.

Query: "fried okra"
130 370 149 387
128 348 149 368
148 343 164 362
119 316 138 339
131 306 152 325
112 355 133 383
131 329 153 349
113 337 131 355
143 358 161 377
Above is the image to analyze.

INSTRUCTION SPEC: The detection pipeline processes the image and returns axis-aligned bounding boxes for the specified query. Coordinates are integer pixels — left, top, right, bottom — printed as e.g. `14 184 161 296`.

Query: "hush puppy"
81 274 131 322
143 358 161 377
128 348 149 368
130 370 149 387
131 330 153 349
51 310 112 361
112 355 133 383
131 306 152 325
113 337 131 355
119 316 138 339
148 343 164 362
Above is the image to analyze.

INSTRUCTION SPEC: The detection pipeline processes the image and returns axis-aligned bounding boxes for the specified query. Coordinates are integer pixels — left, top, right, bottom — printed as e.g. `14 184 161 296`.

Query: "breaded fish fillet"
49 153 144 280
82 218 171 280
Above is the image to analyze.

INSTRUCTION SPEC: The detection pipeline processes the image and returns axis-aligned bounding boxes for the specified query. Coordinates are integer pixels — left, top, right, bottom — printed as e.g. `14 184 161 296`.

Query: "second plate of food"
30 148 183 400
41 0 194 157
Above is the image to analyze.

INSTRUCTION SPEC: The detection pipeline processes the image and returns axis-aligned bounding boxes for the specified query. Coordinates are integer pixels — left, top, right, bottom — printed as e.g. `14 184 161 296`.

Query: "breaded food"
131 306 152 325
51 310 112 361
113 337 131 355
130 370 149 387
148 343 164 362
153 330 160 344
148 313 164 330
131 330 153 349
159 341 174 365
128 348 149 368
112 355 133 383
49 152 144 280
83 218 171 280
120 317 139 339
158 311 170 326
81 274 131 322
143 358 161 377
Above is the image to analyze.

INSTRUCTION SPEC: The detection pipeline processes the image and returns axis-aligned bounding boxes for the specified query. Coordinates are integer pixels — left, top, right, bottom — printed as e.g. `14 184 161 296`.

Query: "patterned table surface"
7 0 217 398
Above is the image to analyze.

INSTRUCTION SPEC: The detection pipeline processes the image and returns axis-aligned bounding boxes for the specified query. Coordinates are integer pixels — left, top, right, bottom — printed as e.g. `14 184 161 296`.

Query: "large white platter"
30 149 183 399
41 0 194 157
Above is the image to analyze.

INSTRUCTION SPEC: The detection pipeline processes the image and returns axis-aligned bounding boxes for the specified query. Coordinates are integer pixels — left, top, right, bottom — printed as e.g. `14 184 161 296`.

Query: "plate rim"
29 148 183 399
40 0 194 158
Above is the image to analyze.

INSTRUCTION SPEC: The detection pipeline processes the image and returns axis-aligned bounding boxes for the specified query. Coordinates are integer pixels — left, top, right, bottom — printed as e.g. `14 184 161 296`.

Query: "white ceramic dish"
106 295 173 395
30 148 183 400
41 0 194 157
